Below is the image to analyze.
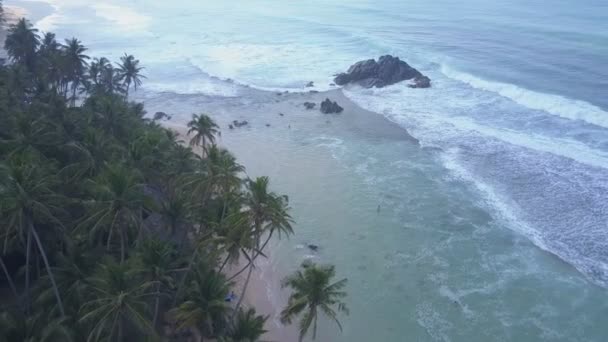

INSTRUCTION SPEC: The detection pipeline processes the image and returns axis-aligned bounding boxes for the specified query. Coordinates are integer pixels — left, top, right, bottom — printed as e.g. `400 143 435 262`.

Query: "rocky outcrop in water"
320 98 343 114
334 55 430 88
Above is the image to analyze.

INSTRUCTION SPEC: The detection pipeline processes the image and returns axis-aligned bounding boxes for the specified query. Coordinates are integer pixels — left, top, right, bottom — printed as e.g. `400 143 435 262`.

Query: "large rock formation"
334 55 430 88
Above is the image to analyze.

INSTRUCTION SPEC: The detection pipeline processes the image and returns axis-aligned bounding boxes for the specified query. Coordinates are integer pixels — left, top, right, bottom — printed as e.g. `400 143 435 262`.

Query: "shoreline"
158 87 417 341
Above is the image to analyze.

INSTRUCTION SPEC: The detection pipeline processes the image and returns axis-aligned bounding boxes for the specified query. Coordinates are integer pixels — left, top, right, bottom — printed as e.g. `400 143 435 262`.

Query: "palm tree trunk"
173 248 198 306
0 256 19 303
202 136 206 157
30 224 65 317
153 282 161 328
120 229 125 264
118 319 124 342
226 230 273 281
218 254 231 274
313 313 318 340
233 250 255 316
25 228 32 314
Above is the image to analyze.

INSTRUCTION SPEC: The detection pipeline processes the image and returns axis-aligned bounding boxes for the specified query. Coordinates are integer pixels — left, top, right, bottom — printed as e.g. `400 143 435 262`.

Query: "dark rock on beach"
307 244 319 251
232 120 248 127
303 102 316 110
320 98 343 114
306 81 314 87
334 55 430 88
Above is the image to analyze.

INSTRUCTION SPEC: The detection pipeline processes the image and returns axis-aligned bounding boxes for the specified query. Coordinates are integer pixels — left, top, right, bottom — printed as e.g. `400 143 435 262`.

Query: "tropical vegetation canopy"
0 16 347 342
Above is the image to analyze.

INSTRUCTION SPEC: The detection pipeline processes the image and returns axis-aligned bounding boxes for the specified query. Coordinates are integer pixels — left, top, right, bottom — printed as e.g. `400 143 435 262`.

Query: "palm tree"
205 145 244 221
281 263 348 341
35 240 94 317
77 164 146 263
187 113 220 157
134 238 180 327
38 32 62 89
232 177 293 313
169 262 232 341
117 54 145 98
79 259 155 342
0 155 66 317
4 18 39 70
215 212 254 274
88 57 111 88
62 38 89 105
221 308 268 342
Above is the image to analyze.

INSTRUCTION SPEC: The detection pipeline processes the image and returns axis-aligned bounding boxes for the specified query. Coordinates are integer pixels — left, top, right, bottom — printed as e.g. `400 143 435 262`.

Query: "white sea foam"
441 65 608 129
92 3 151 32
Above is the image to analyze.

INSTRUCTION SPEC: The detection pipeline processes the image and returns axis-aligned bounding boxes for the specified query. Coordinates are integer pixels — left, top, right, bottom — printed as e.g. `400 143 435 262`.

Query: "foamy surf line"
441 65 608 129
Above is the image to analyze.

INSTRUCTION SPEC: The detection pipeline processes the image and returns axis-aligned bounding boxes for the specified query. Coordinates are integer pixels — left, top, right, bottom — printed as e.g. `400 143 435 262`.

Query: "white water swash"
14 0 608 340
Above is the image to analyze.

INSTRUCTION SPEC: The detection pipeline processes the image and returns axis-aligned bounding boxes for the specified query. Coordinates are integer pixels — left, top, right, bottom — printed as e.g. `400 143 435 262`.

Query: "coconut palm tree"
88 57 111 88
281 263 348 341
117 54 145 98
62 38 89 105
34 240 94 317
79 259 155 342
221 308 268 342
205 145 244 221
77 163 146 263
134 238 180 327
232 177 293 313
187 114 220 157
4 18 39 70
215 212 254 274
0 155 66 317
169 262 232 341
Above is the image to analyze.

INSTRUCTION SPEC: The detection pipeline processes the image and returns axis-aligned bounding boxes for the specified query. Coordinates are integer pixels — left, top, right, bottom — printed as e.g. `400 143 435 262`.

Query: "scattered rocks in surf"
228 124 234 129
306 81 314 87
303 101 316 110
320 98 343 114
409 75 431 88
232 120 248 128
334 55 430 88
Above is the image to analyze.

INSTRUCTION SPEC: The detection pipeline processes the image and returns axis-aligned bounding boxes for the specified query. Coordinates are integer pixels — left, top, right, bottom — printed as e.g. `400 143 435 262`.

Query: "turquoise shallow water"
15 0 608 340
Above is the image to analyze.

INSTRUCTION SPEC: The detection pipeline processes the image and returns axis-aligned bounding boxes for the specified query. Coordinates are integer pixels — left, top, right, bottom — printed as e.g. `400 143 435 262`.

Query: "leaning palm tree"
77 163 146 263
281 263 349 341
232 177 293 313
221 308 268 342
134 238 180 327
169 262 232 341
205 145 244 221
79 259 155 342
0 155 66 317
62 38 89 105
187 113 220 157
4 18 39 70
117 53 145 98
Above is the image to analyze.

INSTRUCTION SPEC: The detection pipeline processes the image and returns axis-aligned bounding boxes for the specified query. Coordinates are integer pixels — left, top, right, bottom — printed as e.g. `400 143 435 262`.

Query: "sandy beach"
159 87 415 341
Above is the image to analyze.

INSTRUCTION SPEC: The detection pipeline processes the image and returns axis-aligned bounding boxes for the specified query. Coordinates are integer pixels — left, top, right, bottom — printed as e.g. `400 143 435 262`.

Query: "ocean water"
15 0 608 340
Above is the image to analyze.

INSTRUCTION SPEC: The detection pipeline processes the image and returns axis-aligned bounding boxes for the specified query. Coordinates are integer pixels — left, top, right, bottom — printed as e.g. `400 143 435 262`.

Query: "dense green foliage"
0 17 347 341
